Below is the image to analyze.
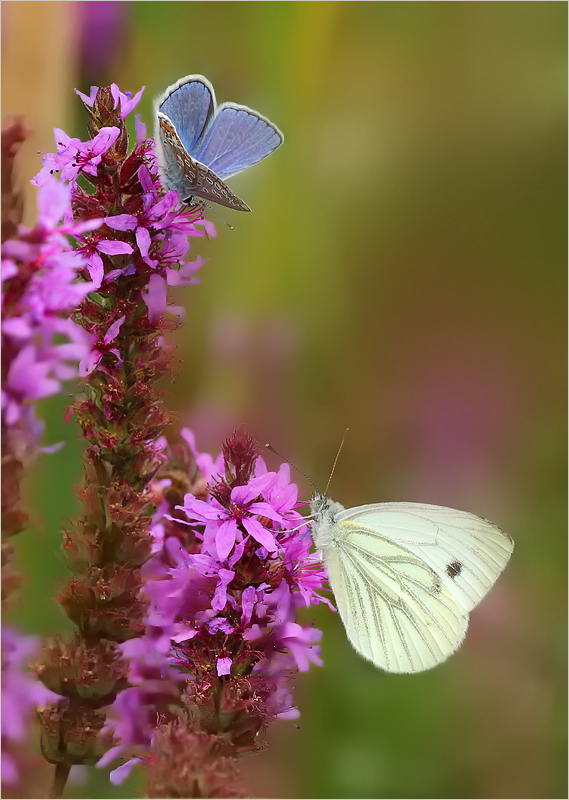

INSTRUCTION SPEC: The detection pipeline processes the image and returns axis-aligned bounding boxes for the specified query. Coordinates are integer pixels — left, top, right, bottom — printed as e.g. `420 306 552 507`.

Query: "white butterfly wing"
322 520 469 672
338 503 514 613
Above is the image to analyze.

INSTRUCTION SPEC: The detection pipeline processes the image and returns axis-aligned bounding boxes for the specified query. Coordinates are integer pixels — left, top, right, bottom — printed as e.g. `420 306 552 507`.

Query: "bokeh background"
2 2 567 798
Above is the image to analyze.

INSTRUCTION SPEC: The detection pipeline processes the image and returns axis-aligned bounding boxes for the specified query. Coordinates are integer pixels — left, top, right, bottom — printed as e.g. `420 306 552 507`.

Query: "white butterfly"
310 493 514 673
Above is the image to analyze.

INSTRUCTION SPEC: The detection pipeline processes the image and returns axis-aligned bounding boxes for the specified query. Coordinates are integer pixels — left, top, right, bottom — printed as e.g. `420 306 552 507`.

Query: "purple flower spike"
2 174 97 445
18 84 214 791
134 427 330 770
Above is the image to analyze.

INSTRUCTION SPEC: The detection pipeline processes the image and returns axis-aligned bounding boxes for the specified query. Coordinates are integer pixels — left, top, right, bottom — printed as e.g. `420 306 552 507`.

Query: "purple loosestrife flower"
1 175 97 444
32 126 121 188
27 84 215 797
1 627 60 786
1 119 99 640
1 123 98 795
105 427 332 792
98 645 179 787
181 473 281 561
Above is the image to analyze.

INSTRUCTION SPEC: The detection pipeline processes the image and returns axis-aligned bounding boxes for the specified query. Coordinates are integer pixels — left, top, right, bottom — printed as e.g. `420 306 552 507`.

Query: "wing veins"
343 516 508 600
341 548 459 670
339 555 387 666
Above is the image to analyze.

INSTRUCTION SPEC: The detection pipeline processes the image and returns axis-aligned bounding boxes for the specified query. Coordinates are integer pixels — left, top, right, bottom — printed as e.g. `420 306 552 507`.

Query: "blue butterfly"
154 74 284 212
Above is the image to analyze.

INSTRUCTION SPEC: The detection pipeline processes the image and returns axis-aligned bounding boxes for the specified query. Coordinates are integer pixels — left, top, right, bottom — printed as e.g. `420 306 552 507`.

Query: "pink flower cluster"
1 627 59 784
102 427 332 783
155 427 331 702
32 83 214 334
1 177 97 454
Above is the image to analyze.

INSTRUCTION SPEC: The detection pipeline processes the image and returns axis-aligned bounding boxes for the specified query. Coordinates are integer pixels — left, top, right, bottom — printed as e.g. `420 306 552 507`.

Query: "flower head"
103 427 331 782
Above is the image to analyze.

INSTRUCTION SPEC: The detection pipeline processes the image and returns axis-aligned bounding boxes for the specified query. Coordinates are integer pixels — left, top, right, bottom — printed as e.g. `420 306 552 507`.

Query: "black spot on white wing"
446 560 462 579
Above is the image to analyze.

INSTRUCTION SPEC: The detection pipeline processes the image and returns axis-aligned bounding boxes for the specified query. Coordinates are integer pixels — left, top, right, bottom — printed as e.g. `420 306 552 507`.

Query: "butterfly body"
310 493 514 673
154 75 284 211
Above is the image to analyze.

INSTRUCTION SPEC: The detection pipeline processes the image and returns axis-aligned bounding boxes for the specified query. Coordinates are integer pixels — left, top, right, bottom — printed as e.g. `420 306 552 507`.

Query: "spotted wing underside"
157 113 251 212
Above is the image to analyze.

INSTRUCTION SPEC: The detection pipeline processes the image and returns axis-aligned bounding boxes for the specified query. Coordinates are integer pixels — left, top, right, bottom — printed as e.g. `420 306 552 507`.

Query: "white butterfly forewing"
338 503 514 612
312 498 513 673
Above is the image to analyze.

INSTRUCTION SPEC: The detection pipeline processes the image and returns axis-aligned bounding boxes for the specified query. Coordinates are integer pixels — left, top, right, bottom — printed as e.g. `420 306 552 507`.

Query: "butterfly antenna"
264 443 321 494
324 428 350 496
201 200 234 230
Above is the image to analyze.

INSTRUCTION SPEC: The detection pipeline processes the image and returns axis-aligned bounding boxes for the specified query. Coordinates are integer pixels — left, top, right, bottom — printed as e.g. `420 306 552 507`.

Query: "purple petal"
135 114 147 144
104 214 138 231
8 346 59 399
147 191 178 223
109 84 121 109
241 517 277 553
66 217 103 236
53 127 73 149
2 318 32 340
241 586 257 626
165 255 207 286
178 497 224 522
74 86 98 106
110 758 142 785
141 273 166 323
216 657 232 677
87 254 102 289
37 177 71 227
165 303 185 323
90 126 120 156
97 240 134 255
103 316 125 345
248 501 284 523
211 568 235 611
216 519 237 561
138 165 155 195
228 537 246 568
79 349 102 377
119 86 145 118
208 617 234 635
231 473 275 506
194 219 217 238
277 707 301 720
135 225 151 258
2 751 18 784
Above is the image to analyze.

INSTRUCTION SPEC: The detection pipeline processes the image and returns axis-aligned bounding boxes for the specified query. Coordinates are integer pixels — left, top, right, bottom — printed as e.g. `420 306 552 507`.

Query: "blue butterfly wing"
192 103 284 180
157 75 216 154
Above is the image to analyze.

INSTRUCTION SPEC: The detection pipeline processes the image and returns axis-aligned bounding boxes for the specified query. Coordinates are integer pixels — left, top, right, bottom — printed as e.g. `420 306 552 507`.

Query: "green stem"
50 763 71 799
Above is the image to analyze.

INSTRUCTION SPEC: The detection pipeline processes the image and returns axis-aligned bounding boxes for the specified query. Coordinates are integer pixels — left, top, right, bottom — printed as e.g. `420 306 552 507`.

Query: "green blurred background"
2 2 567 798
